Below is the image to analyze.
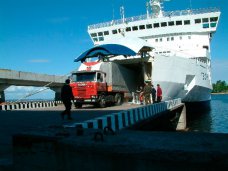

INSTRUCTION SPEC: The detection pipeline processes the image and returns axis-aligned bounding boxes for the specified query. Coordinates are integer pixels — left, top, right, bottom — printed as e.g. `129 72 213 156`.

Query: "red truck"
70 61 138 108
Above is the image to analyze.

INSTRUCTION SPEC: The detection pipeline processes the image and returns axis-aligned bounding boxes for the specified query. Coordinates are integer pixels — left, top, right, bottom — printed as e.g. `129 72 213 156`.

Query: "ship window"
99 37 104 41
210 22 217 28
210 17 218 22
155 39 158 42
159 38 162 42
161 22 167 27
112 29 117 34
167 37 170 41
171 37 174 41
104 31 109 35
154 23 159 28
139 25 145 30
176 20 182 25
203 23 209 28
203 46 209 50
210 33 212 38
168 21 174 26
91 33 97 37
126 27 131 32
202 18 209 23
180 36 182 40
184 20 190 25
93 37 98 42
195 19 201 24
132 26 138 31
188 36 191 39
98 32 103 36
146 24 152 29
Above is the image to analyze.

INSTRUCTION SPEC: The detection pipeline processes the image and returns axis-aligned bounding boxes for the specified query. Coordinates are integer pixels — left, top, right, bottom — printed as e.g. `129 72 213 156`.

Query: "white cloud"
6 86 37 92
5 86 54 101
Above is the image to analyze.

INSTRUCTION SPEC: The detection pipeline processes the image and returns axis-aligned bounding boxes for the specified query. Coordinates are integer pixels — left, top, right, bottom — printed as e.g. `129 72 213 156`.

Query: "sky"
0 0 228 100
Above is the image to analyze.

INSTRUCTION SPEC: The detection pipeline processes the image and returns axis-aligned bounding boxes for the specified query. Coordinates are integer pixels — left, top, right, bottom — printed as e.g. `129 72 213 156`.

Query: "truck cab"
70 70 107 108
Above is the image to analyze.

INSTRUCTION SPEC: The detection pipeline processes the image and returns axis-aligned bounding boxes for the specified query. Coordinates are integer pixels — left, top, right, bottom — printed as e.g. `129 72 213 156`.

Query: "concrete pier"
2 99 227 170
12 128 228 171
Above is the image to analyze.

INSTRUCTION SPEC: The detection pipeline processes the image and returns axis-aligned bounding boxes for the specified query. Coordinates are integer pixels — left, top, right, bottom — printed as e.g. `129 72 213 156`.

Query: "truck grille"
77 90 86 97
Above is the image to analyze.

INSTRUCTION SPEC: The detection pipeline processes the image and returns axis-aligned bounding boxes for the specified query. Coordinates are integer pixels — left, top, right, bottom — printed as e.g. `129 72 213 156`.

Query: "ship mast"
149 0 170 17
120 6 125 23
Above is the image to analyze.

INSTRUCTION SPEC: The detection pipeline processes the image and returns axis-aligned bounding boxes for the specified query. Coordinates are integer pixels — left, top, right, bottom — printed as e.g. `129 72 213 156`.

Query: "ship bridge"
0 69 68 102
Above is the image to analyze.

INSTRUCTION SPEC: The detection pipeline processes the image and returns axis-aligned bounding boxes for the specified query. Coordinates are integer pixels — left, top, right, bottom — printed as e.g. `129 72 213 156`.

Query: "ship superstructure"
86 0 221 103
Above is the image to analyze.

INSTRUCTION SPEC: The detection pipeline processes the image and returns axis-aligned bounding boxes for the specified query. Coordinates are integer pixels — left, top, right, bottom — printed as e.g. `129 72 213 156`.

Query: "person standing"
61 79 74 120
151 84 156 103
136 85 143 104
143 82 152 105
156 84 162 103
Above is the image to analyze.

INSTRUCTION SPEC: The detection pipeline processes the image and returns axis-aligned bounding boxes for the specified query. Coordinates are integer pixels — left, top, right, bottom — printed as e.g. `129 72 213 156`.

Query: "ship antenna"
146 1 150 19
112 0 115 21
120 6 125 23
189 0 192 10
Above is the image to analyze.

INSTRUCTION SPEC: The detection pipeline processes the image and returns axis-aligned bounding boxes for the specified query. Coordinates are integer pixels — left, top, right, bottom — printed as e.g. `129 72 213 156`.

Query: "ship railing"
88 7 220 30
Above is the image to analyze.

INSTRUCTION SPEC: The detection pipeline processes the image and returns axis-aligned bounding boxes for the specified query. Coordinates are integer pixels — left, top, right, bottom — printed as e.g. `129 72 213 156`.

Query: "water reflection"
187 94 228 133
187 108 212 132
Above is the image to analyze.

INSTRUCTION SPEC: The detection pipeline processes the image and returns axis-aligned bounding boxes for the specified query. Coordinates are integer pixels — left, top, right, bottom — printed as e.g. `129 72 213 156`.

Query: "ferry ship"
86 0 221 104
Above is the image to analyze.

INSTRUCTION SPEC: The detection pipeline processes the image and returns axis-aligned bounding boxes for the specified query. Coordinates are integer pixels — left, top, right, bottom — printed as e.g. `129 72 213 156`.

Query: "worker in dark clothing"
61 79 74 120
143 82 152 105
151 84 156 103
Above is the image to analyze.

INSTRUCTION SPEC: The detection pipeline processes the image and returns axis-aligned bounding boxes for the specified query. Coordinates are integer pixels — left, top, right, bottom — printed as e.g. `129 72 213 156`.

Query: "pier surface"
1 102 228 170
13 128 228 171
0 103 141 159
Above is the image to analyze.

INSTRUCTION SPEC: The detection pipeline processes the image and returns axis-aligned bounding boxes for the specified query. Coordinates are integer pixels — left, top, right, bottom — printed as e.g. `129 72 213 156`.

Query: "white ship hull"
152 54 212 102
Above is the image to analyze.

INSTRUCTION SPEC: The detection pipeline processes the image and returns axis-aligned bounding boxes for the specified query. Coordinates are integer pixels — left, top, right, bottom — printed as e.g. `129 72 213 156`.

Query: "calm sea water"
187 94 228 133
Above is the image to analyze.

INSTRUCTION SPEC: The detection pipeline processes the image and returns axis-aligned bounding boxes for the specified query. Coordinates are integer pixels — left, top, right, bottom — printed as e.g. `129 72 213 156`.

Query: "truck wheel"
99 95 106 108
74 103 82 108
115 93 123 106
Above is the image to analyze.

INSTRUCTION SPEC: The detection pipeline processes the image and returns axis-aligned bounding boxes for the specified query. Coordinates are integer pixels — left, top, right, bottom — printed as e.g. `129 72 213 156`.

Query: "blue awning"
74 44 137 62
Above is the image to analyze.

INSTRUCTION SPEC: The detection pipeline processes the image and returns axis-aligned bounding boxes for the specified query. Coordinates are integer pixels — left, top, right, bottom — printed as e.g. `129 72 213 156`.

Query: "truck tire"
115 93 123 106
99 95 106 108
74 103 82 108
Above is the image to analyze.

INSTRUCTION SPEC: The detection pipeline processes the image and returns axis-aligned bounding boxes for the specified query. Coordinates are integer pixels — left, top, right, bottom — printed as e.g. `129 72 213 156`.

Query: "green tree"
212 80 228 93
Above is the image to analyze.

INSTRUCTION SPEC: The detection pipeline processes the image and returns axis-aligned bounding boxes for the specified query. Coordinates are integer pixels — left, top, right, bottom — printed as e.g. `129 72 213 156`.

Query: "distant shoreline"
211 92 228 95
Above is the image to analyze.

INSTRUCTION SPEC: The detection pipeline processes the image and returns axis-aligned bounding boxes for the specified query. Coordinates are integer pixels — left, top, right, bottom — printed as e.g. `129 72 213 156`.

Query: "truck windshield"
73 72 96 82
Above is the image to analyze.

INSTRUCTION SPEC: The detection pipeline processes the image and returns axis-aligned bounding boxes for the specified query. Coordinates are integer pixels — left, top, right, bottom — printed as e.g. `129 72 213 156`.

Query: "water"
187 94 228 133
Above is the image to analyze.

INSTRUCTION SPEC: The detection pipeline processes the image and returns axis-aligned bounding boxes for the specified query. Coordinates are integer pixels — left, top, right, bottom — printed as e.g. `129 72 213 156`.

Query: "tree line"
212 80 228 93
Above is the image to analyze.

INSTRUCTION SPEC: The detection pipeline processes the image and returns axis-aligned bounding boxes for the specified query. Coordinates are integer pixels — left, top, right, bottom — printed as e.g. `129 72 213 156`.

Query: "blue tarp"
74 44 137 62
